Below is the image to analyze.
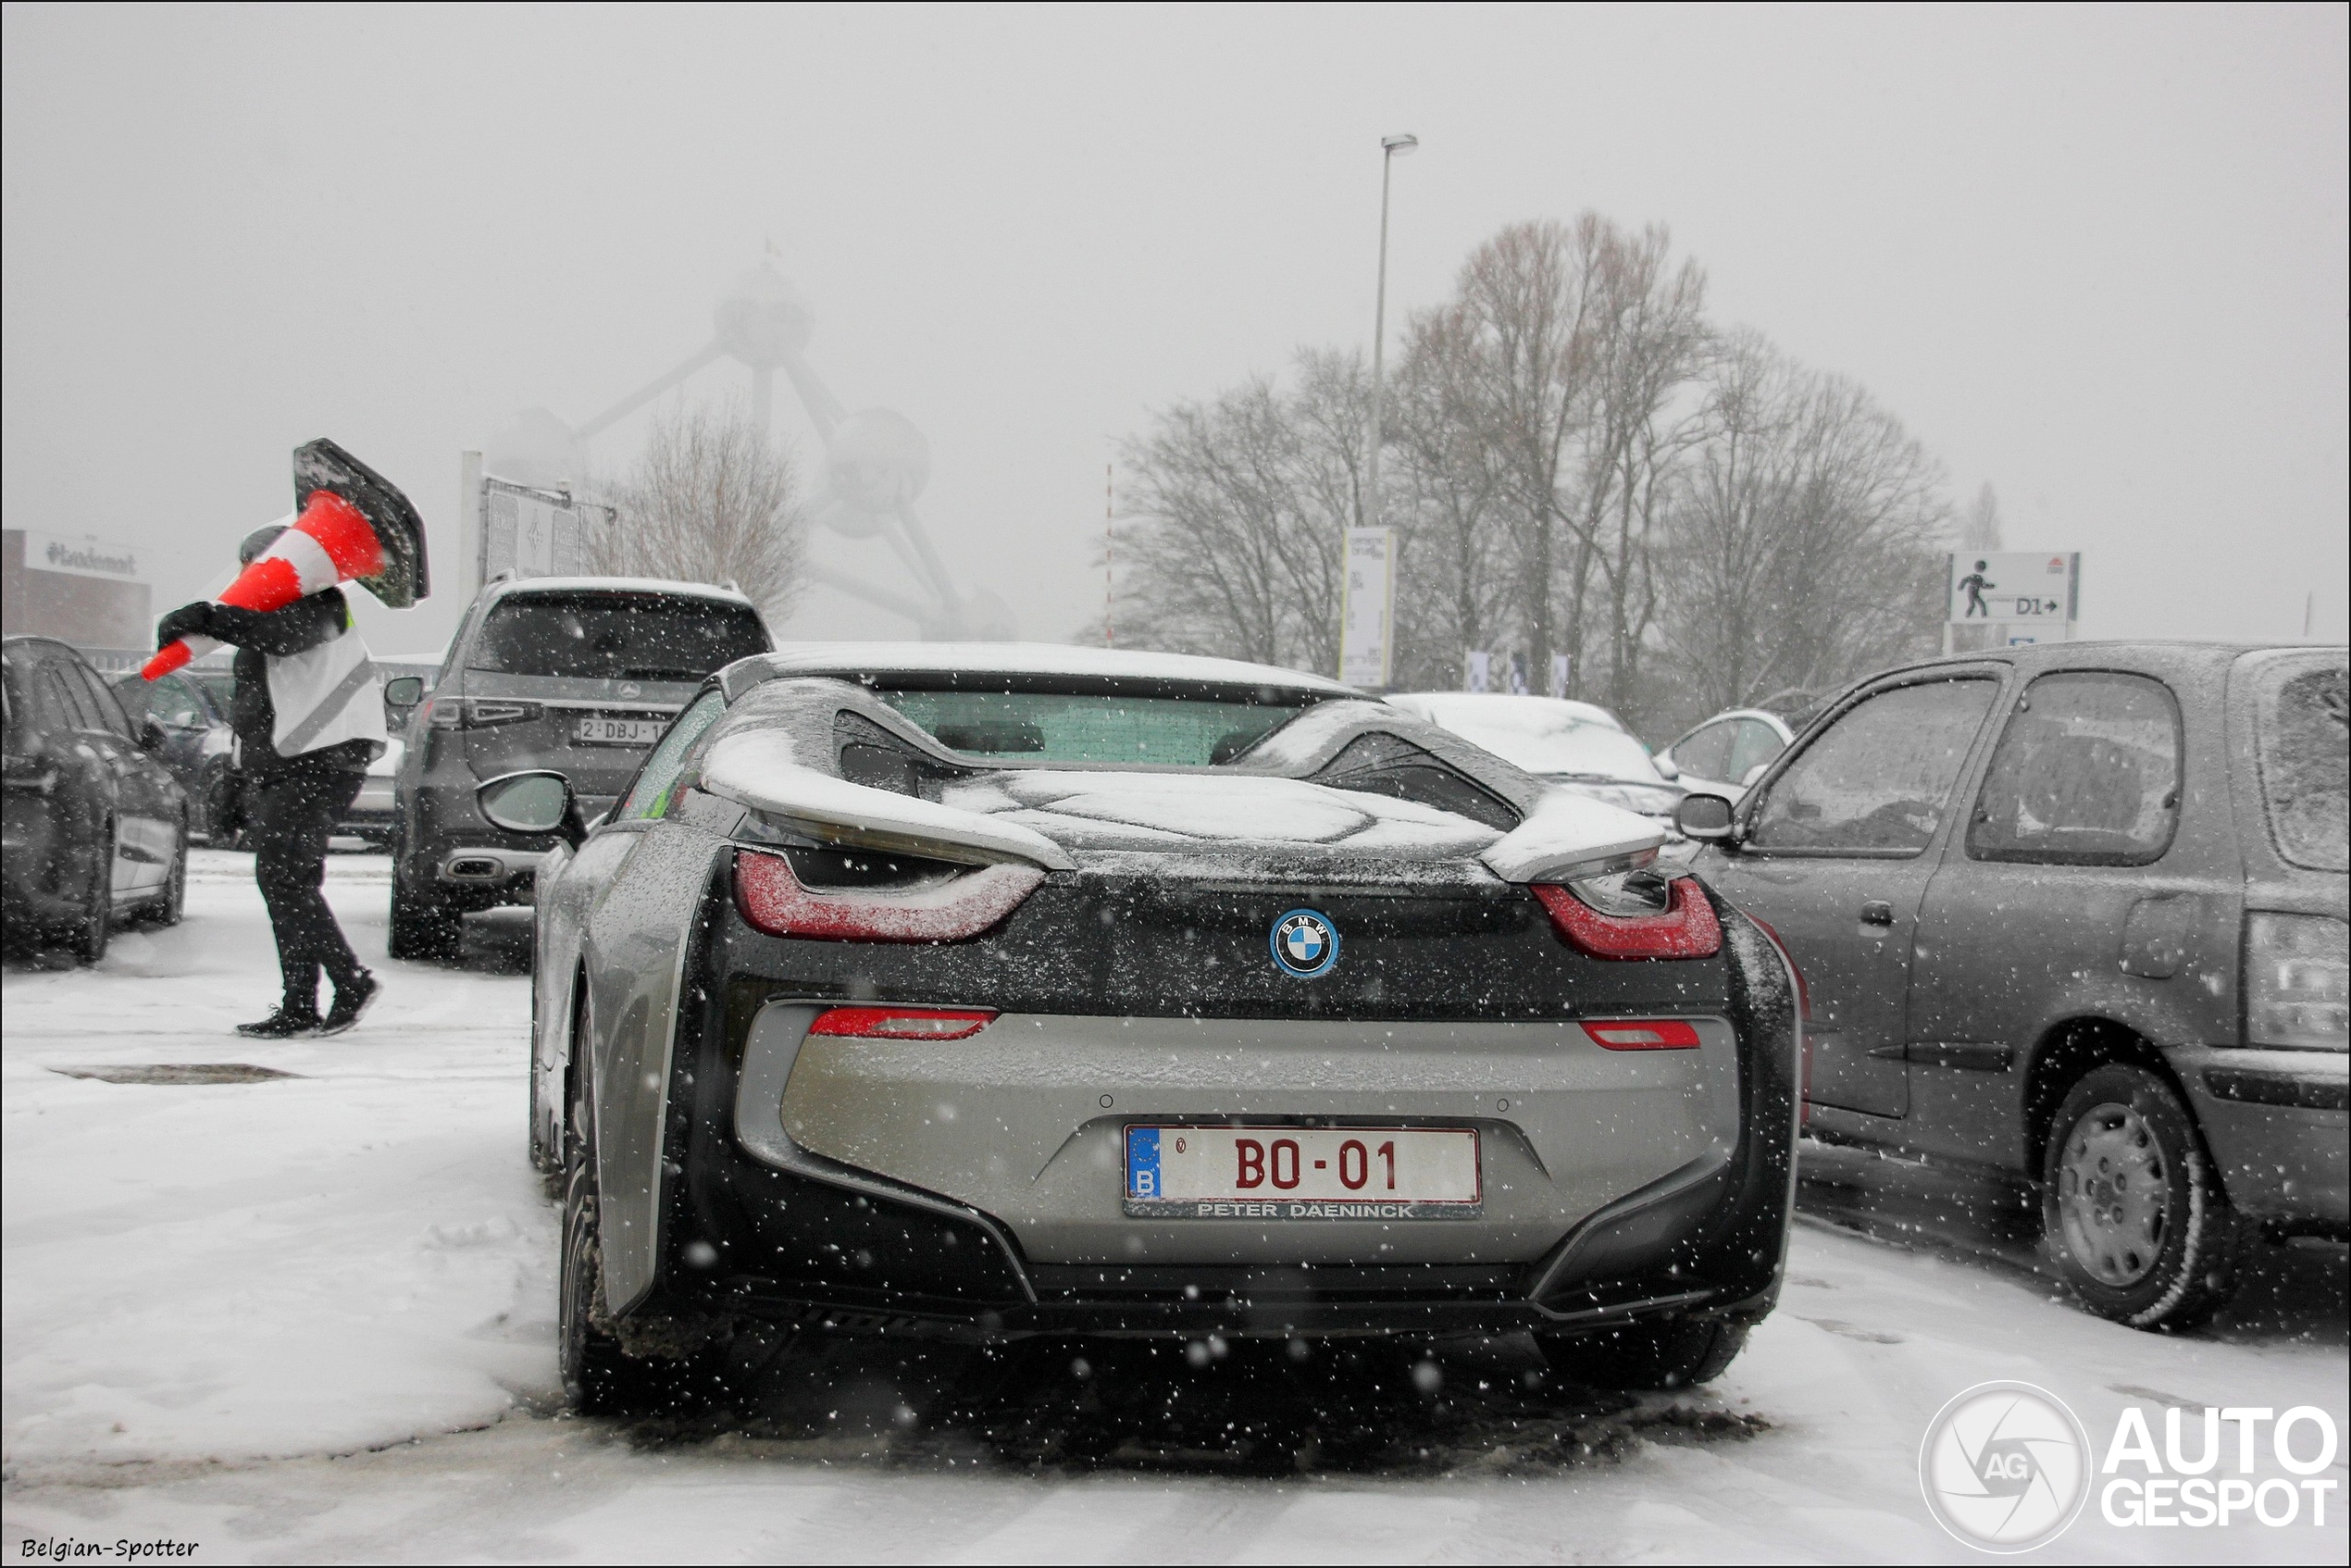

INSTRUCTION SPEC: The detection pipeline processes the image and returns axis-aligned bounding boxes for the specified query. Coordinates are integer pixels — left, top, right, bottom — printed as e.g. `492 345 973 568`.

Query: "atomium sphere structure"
711 267 814 371
821 409 930 539
530 260 987 638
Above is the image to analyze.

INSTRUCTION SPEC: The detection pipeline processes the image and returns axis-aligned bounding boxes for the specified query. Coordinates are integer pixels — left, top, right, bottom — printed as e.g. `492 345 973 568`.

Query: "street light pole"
1363 133 1417 532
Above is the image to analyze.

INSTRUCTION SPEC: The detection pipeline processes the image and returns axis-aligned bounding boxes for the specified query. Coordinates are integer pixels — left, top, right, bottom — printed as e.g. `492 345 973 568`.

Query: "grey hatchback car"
386 577 771 957
1676 641 2347 1330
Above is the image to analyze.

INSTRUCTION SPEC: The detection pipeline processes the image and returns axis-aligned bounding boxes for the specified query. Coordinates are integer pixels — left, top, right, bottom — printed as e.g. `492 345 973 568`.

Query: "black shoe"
237 1008 321 1039
319 970 380 1037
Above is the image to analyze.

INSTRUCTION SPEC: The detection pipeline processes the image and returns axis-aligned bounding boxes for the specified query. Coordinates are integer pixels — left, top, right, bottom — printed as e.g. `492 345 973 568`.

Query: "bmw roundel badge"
1270 908 1340 979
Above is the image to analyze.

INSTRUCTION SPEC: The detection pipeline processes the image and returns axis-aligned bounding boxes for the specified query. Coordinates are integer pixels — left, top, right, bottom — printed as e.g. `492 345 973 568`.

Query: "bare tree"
1406 215 1707 707
591 400 807 624
1654 330 1948 719
1105 350 1366 674
1387 303 1511 687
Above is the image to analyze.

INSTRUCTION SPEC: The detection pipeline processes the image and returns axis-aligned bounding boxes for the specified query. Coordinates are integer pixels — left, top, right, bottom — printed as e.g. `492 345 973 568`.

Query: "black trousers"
251 761 367 1014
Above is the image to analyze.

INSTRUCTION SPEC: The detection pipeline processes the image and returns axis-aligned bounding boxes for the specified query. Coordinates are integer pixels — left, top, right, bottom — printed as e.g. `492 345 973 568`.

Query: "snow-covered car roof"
1389 692 1628 731
743 641 1355 696
1667 707 1797 745
1387 692 1671 786
480 575 756 605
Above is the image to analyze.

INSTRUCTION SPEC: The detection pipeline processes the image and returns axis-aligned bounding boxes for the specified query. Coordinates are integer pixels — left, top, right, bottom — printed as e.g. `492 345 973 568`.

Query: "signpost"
1339 526 1396 689
458 451 616 601
1947 551 2080 650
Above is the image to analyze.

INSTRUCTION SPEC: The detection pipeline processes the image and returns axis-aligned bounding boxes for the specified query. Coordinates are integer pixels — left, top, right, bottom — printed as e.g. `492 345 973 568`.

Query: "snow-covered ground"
4 851 2344 1562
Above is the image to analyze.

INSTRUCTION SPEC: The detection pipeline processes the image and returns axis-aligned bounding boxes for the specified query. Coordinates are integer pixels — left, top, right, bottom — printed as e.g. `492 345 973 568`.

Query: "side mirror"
1741 762 1772 789
477 769 587 850
1673 791 1738 841
383 676 426 709
1652 753 1681 781
138 716 168 754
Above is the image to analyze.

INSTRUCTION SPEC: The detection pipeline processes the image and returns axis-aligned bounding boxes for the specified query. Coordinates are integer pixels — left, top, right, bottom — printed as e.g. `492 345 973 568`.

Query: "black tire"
133 819 188 929
389 865 462 961
559 1075 669 1414
1537 1315 1749 1390
2042 1063 2239 1331
64 825 113 964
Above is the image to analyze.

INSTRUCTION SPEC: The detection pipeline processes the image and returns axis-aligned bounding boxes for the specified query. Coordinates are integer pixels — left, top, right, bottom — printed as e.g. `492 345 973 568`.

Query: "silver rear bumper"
737 1003 1740 1269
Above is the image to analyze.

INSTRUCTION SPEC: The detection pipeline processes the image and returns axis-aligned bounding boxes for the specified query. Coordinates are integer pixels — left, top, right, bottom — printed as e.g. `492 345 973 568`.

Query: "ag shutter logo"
1920 1381 2093 1552
1269 909 1340 979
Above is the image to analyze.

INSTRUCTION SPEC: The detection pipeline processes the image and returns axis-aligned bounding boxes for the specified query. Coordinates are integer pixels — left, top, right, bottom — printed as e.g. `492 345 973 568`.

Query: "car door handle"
1860 901 1895 927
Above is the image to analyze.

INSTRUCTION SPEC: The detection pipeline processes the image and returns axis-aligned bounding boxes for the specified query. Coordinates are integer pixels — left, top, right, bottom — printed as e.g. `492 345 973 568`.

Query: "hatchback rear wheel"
2043 1063 2238 1331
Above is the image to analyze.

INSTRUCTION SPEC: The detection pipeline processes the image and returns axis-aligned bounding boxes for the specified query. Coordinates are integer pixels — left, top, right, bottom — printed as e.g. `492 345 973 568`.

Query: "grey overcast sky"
5 3 2345 660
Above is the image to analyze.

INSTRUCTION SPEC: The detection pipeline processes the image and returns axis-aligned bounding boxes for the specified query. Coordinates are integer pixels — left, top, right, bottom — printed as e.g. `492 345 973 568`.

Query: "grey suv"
1675 641 2346 1330
385 577 771 957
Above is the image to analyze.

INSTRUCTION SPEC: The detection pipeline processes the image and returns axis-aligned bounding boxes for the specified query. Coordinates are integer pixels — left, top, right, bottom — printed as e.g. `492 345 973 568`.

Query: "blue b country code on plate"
1122 1124 1481 1219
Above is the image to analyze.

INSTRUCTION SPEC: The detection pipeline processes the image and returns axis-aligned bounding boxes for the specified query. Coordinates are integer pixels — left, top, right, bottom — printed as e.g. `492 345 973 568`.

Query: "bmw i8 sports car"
481 645 1801 1411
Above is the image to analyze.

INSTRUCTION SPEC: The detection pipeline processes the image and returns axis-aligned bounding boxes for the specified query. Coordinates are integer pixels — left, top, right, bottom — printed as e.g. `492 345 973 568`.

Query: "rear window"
2252 655 2348 873
466 593 768 681
876 689 1311 766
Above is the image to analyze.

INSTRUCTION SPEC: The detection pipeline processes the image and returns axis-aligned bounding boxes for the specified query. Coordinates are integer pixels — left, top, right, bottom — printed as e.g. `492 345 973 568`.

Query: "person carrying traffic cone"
152 441 429 1038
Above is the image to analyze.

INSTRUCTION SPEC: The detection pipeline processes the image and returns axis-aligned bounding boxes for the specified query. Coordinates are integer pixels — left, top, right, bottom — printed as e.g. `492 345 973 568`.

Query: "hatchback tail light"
2245 912 2350 1050
808 1006 997 1040
733 848 1043 942
1532 876 1723 960
1581 1019 1702 1050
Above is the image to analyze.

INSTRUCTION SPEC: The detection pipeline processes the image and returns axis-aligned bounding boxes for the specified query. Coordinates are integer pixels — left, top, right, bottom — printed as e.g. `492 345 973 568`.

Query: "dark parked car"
3 636 188 960
485 643 1800 1412
384 577 772 957
112 668 239 842
1676 641 2347 1330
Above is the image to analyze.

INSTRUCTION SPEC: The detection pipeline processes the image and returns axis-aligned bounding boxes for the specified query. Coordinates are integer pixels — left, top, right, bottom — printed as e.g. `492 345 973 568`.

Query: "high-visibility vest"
268 605 389 757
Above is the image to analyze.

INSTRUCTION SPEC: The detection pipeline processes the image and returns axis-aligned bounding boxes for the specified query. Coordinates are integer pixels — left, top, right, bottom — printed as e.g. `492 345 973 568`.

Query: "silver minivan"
384 577 770 957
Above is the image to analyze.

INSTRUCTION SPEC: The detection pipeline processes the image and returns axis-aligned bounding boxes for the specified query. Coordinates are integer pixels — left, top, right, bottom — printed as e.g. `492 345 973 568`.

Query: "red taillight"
808 1006 997 1040
1532 877 1723 960
732 848 1043 942
1581 1019 1702 1051
1748 915 1812 1126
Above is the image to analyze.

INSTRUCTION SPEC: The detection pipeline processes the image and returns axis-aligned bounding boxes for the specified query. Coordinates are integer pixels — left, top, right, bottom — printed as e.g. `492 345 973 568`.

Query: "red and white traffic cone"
143 490 386 680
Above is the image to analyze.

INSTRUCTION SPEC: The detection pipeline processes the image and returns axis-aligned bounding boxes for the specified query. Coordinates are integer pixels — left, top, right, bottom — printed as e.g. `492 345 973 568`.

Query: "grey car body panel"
733 1002 1039 1300
1703 662 2010 1120
763 1011 1738 1266
1700 641 2347 1226
578 822 728 1312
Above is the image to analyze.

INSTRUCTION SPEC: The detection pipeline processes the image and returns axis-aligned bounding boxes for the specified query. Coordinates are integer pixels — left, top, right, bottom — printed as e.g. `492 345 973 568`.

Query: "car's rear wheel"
389 864 461 960
1536 1314 1748 1390
62 825 114 964
132 820 188 928
560 1074 674 1414
2043 1063 2239 1331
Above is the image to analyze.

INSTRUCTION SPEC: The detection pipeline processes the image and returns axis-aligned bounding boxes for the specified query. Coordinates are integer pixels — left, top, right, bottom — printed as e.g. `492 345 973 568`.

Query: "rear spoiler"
1478 787 1664 884
699 729 1076 872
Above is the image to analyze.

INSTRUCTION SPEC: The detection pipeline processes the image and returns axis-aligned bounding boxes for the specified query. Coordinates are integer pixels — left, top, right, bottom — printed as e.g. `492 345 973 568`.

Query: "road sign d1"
1948 552 2078 625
